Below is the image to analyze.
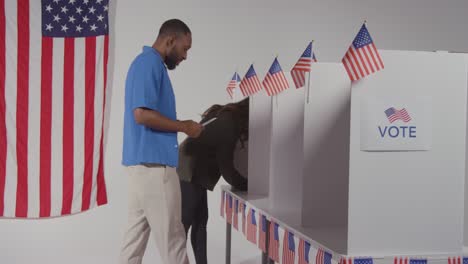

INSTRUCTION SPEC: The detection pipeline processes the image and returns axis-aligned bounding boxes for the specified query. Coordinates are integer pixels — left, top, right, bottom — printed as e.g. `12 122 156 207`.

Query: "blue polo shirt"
122 46 179 167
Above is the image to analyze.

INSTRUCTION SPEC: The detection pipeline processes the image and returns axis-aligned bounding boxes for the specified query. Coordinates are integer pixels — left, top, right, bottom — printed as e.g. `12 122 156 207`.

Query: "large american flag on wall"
0 0 109 218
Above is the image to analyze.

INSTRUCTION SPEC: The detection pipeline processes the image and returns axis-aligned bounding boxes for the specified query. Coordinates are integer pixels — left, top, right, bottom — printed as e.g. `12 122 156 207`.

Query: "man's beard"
165 49 178 70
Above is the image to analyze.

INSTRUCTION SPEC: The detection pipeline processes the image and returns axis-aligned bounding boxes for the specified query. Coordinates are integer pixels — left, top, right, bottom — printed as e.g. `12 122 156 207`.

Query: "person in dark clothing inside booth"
177 97 249 264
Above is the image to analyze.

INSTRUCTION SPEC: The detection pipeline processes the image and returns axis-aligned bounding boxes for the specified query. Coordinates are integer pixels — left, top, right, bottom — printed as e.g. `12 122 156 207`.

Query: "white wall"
1 0 468 263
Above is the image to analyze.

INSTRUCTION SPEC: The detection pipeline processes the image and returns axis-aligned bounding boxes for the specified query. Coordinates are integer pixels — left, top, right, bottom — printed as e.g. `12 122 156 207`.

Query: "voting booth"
245 50 468 258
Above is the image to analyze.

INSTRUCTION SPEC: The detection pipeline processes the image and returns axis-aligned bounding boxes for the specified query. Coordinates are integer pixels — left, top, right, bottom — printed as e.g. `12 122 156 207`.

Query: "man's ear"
166 34 176 48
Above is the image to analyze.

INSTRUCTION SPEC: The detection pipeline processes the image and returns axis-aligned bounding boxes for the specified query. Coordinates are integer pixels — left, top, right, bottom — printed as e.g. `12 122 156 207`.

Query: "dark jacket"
177 111 248 191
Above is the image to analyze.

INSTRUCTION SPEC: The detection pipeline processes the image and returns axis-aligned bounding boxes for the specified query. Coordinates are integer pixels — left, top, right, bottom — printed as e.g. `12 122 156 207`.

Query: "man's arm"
134 108 202 138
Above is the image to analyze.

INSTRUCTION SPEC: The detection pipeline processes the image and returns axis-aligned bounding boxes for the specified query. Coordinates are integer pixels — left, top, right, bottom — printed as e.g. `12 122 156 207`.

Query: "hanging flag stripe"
0 0 5 217
96 35 109 206
62 38 75 215
83 37 95 211
14 0 29 218
4 0 17 218
39 36 53 217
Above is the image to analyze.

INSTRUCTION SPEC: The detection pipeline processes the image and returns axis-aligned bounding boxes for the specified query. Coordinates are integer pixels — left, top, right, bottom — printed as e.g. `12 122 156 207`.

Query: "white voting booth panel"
302 63 351 254
248 73 305 211
247 50 468 258
248 92 272 196
348 51 466 256
269 79 305 212
302 50 467 256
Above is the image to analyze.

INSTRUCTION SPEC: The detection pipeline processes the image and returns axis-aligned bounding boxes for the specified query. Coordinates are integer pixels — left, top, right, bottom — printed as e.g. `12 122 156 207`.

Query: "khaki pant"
120 165 189 264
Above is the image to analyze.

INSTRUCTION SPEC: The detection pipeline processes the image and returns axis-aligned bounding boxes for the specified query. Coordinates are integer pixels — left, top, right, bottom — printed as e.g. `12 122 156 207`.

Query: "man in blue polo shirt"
120 19 202 264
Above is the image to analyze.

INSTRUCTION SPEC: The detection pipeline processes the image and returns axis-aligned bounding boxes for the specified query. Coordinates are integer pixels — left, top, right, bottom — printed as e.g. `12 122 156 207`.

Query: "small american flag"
385 107 411 123
291 42 317 89
233 198 239 230
317 248 332 264
258 214 267 252
268 221 280 262
342 23 384 81
226 72 240 99
298 238 311 264
262 58 289 96
226 194 233 224
282 230 296 264
220 191 225 217
240 64 262 97
241 202 247 235
246 208 257 244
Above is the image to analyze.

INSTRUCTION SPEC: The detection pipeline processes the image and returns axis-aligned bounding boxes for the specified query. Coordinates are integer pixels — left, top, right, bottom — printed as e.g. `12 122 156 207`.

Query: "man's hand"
134 108 203 137
180 120 203 138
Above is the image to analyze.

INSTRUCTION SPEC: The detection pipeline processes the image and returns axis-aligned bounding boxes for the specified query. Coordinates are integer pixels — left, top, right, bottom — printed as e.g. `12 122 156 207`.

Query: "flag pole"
306 40 314 104
274 55 279 108
234 66 238 102
250 62 254 106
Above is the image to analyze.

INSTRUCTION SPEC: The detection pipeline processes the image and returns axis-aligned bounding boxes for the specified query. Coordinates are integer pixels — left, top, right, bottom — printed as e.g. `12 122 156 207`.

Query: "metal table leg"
226 221 232 264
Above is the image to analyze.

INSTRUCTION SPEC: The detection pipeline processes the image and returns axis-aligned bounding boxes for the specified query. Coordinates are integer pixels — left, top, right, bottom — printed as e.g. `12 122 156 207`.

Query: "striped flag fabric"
448 257 468 264
233 198 239 230
262 57 289 96
1 0 109 218
241 202 247 235
394 257 428 264
239 64 262 97
226 194 233 224
220 191 225 217
246 208 257 244
384 107 411 123
226 72 240 99
448 257 461 264
268 221 280 262
291 42 317 89
342 23 384 81
342 258 373 264
298 238 311 264
317 248 333 264
258 213 267 252
282 230 296 264
394 257 409 264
